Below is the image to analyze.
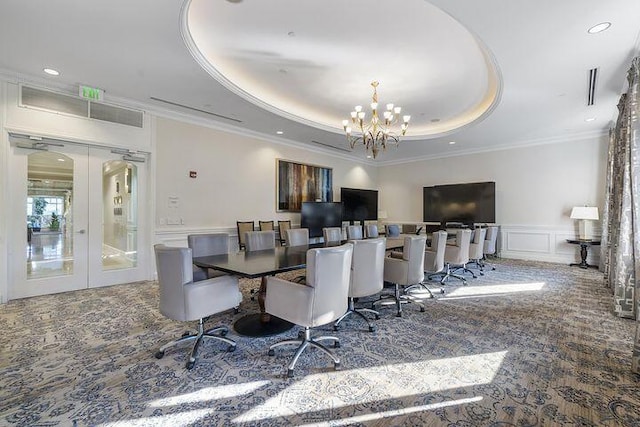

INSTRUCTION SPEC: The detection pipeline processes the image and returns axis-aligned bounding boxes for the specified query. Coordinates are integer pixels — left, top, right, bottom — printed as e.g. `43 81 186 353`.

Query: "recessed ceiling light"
588 22 611 34
585 117 596 122
449 141 456 145
276 131 284 135
57 158 65 162
287 31 295 37
366 155 372 159
431 118 441 123
43 68 60 76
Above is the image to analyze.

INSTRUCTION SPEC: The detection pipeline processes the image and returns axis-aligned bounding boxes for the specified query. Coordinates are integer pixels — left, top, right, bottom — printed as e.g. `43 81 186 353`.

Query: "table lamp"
570 206 599 240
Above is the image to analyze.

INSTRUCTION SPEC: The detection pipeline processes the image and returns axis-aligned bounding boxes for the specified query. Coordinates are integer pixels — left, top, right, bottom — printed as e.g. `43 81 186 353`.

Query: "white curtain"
600 57 640 372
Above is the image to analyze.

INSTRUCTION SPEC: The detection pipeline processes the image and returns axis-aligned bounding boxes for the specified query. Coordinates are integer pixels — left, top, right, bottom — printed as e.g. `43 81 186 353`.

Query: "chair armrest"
265 277 314 325
389 251 404 259
383 256 409 284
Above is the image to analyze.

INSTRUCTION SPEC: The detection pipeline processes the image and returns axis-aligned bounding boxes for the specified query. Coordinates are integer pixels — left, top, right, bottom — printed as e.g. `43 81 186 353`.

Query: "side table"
566 239 601 269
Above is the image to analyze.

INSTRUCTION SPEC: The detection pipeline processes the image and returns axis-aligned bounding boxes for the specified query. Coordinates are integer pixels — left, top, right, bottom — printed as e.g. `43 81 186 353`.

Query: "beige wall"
377 135 608 263
378 135 607 226
155 117 378 230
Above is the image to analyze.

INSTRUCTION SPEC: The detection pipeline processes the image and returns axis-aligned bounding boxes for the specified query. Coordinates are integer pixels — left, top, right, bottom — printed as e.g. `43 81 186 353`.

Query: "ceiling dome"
181 0 501 139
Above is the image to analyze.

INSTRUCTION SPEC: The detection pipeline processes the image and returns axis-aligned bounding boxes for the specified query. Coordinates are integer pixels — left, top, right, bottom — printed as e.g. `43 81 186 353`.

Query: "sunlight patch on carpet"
298 396 484 426
147 380 271 407
232 351 506 423
440 282 546 300
99 408 213 426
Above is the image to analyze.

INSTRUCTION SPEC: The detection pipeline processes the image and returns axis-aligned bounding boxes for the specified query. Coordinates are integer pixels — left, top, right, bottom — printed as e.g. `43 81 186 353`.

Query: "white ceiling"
0 0 639 164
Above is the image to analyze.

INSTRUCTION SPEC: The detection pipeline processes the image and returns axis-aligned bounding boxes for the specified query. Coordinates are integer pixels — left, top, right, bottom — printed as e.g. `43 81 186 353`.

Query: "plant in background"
49 212 60 231
30 197 48 231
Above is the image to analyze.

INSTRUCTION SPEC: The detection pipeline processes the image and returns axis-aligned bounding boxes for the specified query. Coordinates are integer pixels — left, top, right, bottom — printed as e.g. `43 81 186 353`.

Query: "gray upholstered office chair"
437 229 472 285
483 226 499 270
364 224 379 238
285 228 309 247
266 244 353 378
245 230 276 251
323 227 343 244
334 238 386 332
347 225 364 240
153 245 242 370
466 228 487 275
237 221 255 250
406 230 448 297
386 224 400 237
374 235 427 317
278 220 292 245
187 233 229 281
245 230 276 299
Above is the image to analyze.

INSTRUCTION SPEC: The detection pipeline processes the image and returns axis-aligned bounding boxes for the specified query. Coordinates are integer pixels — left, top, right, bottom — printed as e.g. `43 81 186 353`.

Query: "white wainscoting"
498 225 601 266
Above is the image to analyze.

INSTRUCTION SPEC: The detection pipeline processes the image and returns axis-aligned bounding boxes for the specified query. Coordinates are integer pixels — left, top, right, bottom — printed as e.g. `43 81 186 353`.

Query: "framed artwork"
277 159 333 212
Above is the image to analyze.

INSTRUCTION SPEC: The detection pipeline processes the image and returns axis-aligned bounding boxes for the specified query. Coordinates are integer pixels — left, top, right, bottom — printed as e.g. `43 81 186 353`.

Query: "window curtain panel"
600 57 640 372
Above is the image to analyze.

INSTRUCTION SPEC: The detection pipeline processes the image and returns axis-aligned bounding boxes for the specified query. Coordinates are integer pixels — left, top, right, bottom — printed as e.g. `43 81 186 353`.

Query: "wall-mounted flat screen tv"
341 188 378 221
423 181 496 225
301 202 343 238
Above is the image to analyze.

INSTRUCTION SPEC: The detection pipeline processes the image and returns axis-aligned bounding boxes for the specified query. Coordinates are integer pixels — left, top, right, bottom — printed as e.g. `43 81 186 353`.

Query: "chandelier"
342 81 410 159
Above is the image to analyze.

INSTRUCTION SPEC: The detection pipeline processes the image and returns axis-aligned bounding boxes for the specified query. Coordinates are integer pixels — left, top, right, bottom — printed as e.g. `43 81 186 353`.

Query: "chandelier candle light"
343 81 410 159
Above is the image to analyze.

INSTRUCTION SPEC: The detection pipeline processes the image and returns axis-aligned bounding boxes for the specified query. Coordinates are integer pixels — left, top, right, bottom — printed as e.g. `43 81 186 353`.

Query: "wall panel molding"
498 224 601 266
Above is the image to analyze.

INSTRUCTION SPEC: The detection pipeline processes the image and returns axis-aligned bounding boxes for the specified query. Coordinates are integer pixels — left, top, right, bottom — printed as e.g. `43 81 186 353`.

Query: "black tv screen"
301 202 343 238
341 188 378 221
423 182 495 225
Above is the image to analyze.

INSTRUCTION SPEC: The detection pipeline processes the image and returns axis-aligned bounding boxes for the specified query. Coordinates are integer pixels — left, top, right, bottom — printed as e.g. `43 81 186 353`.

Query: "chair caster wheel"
440 288 445 294
480 272 484 276
154 351 164 359
220 329 228 337
227 345 236 352
396 312 402 317
186 360 195 370
333 325 339 331
287 369 294 378
334 362 341 370
420 306 425 312
334 341 341 348
233 307 240 314
374 314 380 320
268 349 275 356
368 325 376 332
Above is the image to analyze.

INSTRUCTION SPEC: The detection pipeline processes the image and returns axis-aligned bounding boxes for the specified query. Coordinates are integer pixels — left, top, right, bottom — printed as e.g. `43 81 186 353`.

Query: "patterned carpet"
1 259 639 426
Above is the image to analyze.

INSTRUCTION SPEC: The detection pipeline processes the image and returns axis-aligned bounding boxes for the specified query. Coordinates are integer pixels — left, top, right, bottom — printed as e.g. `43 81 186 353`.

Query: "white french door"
8 137 148 300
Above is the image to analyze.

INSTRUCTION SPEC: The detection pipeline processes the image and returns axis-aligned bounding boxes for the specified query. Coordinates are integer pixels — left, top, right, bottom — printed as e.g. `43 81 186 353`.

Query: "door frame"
5 133 152 300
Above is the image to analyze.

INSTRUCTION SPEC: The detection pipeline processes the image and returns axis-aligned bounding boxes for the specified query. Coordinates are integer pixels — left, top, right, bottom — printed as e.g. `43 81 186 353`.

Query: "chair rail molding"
498 224 601 265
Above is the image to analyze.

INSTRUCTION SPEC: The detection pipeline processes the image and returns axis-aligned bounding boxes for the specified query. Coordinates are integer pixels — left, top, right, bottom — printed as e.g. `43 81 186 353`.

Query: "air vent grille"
310 140 352 153
21 85 89 116
90 102 143 128
20 85 144 128
587 68 598 106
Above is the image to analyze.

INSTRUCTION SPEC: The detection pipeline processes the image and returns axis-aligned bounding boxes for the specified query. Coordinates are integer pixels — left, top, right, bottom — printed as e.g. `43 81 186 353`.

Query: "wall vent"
587 68 598 106
20 85 144 128
310 140 352 153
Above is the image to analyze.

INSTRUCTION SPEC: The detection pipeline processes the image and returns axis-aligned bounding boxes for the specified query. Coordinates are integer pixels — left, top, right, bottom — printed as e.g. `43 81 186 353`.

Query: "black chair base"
373 283 425 317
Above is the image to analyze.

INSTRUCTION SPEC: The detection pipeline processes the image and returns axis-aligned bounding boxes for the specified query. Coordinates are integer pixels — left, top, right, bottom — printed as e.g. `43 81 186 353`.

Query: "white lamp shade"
570 206 599 220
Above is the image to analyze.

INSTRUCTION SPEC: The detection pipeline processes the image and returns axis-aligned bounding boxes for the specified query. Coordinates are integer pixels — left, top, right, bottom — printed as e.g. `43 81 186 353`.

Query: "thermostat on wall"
189 171 197 178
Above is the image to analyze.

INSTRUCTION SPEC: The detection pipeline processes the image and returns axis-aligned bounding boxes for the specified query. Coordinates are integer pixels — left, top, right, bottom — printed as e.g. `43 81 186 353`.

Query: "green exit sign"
79 85 104 101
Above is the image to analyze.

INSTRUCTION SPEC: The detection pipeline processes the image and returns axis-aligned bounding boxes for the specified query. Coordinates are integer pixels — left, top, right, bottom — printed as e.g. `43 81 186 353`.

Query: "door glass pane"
27 152 74 279
102 161 137 270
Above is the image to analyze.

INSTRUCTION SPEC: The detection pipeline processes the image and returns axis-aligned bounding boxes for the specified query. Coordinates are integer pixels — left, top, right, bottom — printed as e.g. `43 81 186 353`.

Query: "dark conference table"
193 237 405 337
